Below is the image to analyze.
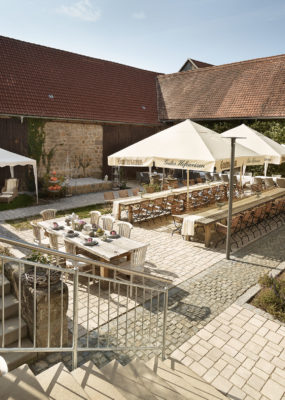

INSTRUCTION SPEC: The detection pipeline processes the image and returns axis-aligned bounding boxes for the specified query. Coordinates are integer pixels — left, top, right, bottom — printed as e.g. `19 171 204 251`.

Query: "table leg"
204 225 213 247
128 205 133 222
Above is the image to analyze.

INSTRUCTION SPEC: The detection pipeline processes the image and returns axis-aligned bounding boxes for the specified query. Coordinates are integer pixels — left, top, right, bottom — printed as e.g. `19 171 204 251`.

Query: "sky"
0 0 285 73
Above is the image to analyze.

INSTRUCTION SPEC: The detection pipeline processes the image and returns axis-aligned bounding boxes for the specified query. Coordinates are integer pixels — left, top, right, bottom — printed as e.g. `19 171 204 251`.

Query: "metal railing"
0 236 170 369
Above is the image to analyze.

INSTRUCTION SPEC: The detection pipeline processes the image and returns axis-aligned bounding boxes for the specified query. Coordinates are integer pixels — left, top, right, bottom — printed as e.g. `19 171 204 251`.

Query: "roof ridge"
0 35 162 75
160 53 285 79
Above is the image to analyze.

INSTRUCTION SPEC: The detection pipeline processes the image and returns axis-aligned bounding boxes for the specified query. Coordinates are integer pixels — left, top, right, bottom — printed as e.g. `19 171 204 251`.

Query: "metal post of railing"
161 287 168 361
72 267 79 370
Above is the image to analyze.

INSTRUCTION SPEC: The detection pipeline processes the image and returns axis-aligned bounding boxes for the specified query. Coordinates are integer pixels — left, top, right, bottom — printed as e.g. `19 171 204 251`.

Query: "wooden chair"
264 177 276 190
40 209 57 221
215 215 241 248
30 222 49 247
103 191 115 213
221 174 229 183
113 245 148 296
100 215 115 231
213 173 221 182
132 187 140 196
171 216 182 236
276 178 285 188
0 178 19 203
90 210 101 227
119 189 129 198
117 221 133 238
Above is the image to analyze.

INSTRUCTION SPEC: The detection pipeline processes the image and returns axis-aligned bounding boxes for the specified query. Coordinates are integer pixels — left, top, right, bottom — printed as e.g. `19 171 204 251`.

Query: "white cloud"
132 11 146 20
57 0 101 22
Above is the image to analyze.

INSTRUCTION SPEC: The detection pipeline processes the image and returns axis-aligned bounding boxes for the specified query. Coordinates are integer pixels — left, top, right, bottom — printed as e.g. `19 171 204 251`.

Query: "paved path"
0 191 106 221
27 224 285 399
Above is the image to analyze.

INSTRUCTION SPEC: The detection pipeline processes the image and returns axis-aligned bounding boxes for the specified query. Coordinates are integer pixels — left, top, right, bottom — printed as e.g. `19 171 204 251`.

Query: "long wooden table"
174 188 285 247
113 182 223 221
38 217 146 277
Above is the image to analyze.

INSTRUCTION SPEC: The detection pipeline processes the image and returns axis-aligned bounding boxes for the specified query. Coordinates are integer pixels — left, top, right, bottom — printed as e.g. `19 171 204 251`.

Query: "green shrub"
252 273 285 322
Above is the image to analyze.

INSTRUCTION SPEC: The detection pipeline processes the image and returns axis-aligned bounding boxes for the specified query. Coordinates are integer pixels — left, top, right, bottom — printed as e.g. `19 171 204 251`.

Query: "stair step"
0 276 10 297
37 362 91 400
0 294 18 320
72 360 127 400
100 359 157 400
0 363 48 400
0 316 27 346
0 337 36 371
128 358 188 400
146 357 228 400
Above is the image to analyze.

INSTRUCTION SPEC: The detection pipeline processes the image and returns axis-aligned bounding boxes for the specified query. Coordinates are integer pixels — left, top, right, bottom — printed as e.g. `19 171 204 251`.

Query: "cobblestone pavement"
29 225 285 387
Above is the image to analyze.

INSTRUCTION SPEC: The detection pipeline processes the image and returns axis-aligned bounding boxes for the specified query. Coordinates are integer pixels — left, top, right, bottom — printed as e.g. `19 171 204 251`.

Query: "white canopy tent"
108 120 265 172
0 148 38 202
222 124 285 176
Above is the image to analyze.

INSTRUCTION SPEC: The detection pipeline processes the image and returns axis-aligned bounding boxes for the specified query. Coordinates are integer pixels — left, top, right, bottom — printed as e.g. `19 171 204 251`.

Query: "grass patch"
8 203 111 231
0 194 35 211
251 272 285 323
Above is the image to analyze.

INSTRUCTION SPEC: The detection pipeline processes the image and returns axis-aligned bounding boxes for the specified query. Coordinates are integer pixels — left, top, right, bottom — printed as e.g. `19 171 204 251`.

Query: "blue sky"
0 0 284 73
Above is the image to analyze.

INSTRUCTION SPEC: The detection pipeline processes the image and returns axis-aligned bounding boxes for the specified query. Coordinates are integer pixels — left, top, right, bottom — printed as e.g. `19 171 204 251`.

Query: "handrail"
0 251 169 369
0 235 172 284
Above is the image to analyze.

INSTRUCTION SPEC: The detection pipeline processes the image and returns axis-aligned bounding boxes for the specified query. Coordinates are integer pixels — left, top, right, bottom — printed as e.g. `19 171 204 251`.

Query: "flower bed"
250 271 285 322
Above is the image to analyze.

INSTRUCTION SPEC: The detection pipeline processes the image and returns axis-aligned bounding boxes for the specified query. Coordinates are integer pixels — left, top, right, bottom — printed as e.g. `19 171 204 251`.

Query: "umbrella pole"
240 165 243 191
186 169 190 210
226 138 236 260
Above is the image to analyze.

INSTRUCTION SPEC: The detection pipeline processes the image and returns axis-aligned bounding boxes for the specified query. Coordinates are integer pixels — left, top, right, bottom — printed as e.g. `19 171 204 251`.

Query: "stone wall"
39 121 103 179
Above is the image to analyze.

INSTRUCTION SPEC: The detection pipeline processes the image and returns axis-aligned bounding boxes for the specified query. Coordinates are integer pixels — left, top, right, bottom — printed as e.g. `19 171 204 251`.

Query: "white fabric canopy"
108 120 265 172
222 124 285 175
0 148 38 202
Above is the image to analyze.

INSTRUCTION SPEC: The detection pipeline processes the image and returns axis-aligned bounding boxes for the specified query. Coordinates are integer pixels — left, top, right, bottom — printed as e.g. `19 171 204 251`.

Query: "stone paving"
1 209 285 399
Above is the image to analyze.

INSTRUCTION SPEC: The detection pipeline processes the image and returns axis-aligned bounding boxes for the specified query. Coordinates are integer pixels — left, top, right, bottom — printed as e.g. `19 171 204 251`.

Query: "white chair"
100 215 115 231
90 210 101 226
117 221 133 238
64 238 94 280
0 178 19 203
30 222 49 247
46 230 65 265
40 209 57 221
113 245 148 296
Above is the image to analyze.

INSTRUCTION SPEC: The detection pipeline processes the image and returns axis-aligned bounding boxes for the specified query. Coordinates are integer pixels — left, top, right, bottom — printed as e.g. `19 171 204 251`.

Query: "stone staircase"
0 274 35 370
0 356 229 399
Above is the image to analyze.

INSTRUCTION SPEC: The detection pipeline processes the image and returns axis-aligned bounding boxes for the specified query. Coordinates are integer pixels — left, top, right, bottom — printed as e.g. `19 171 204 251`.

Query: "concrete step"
147 357 228 400
0 337 36 371
0 316 27 346
37 362 91 400
0 294 18 320
127 358 188 400
0 275 10 297
72 360 127 400
0 363 48 400
101 359 158 400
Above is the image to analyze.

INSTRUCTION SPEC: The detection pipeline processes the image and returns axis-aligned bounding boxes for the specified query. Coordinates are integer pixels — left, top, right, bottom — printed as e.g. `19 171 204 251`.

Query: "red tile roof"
158 54 285 121
0 36 161 125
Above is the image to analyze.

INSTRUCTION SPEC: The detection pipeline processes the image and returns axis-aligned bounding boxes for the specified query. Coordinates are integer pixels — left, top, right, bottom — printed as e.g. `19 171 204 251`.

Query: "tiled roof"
158 54 285 121
191 59 213 68
0 36 161 125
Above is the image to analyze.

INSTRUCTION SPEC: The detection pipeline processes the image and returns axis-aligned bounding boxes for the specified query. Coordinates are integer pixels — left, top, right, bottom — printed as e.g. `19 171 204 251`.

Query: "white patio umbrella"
108 120 265 206
222 124 285 176
108 120 264 172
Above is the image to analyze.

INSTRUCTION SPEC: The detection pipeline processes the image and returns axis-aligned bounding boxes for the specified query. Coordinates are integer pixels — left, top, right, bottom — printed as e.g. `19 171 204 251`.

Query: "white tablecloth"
181 215 203 236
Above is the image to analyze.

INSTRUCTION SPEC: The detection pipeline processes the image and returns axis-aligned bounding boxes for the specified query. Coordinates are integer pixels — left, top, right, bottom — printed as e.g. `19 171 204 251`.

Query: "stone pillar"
5 262 69 347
